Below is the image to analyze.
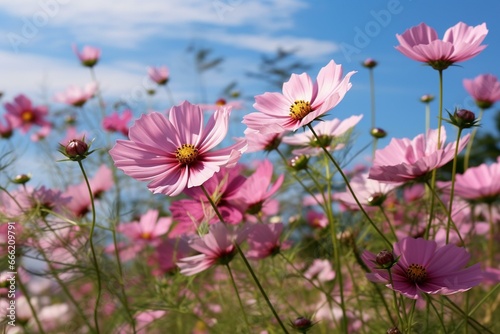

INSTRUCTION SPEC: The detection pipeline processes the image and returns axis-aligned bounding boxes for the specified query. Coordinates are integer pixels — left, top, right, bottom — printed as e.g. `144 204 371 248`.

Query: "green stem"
200 184 289 333
436 69 444 149
378 205 398 242
387 270 404 329
306 124 392 249
369 68 377 158
17 274 46 334
165 85 176 106
425 295 448 334
443 295 496 334
463 108 484 170
226 264 252 333
89 67 106 119
487 203 495 267
425 102 430 136
446 128 463 244
78 160 102 333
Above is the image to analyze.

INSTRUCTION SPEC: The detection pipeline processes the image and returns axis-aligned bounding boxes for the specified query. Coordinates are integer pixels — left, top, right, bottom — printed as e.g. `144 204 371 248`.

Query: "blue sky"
1 0 500 176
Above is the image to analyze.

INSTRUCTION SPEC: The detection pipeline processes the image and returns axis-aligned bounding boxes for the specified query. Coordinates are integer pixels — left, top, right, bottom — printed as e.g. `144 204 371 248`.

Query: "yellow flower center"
289 100 312 121
215 98 226 106
176 144 199 165
21 110 34 123
406 263 427 283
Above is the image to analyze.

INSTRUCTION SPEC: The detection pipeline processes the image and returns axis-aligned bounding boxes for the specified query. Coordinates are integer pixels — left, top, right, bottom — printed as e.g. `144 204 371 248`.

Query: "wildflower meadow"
1 19 500 334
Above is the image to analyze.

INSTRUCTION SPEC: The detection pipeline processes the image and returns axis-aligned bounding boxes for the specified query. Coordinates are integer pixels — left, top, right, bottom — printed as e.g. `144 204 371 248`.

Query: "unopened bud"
456 109 476 123
289 316 315 333
290 155 309 171
65 139 88 157
445 108 479 129
370 127 387 139
146 89 156 96
367 193 386 206
362 58 377 69
13 174 31 185
387 327 402 334
376 250 395 267
420 94 434 103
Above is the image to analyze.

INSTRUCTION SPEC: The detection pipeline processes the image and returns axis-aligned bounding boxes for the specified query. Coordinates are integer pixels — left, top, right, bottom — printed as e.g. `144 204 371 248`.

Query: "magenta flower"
148 66 170 85
117 209 172 245
177 222 248 276
369 127 469 184
109 101 247 197
282 115 363 155
54 83 97 107
362 237 482 299
4 94 50 134
247 223 284 259
243 60 355 134
463 74 500 109
102 109 133 136
396 22 488 70
72 44 101 67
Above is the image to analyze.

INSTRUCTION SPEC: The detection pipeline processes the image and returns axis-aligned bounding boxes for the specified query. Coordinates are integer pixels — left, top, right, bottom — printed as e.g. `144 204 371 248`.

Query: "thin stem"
369 68 377 158
463 108 484 170
446 128 463 244
78 160 102 333
378 205 398 242
425 102 431 136
443 295 495 334
425 295 448 334
200 184 289 333
17 274 46 334
226 264 252 333
487 203 495 267
165 85 176 106
436 69 444 149
387 270 404 329
407 299 417 333
89 67 106 118
306 124 392 249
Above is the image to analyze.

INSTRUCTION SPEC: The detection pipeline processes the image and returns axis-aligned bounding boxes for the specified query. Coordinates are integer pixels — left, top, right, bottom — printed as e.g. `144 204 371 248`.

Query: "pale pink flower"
110 101 247 197
234 159 284 218
306 210 328 229
243 60 355 134
333 172 398 209
244 128 282 153
369 127 469 184
54 83 97 107
4 94 50 133
304 259 336 282
463 74 500 109
177 222 248 276
102 109 133 136
118 209 172 245
282 115 363 155
246 223 284 259
72 44 101 67
396 22 488 70
30 125 51 142
89 164 114 198
148 66 170 85
153 237 192 274
169 167 246 235
441 156 500 203
362 237 482 299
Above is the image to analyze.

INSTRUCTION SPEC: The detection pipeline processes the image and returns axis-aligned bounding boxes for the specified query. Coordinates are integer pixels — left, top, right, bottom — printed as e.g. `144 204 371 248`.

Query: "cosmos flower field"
0 22 499 333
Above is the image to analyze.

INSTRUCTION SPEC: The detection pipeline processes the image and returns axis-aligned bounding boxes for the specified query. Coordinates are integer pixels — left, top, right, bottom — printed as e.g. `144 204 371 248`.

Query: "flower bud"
456 109 476 123
12 174 31 185
376 250 395 267
370 127 387 139
60 138 94 161
387 327 402 334
290 155 309 171
445 108 479 129
362 58 378 69
420 94 435 103
146 89 156 96
475 100 493 110
367 192 386 206
289 316 315 333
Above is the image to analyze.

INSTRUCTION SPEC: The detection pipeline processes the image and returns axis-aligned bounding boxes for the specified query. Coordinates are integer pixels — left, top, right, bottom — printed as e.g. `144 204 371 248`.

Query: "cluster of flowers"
0 21 499 333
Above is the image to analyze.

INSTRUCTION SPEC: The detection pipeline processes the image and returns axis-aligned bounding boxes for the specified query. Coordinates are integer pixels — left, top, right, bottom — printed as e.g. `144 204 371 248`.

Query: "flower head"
148 66 170 85
102 109 133 136
463 74 500 109
368 127 469 184
177 223 248 276
396 22 488 70
118 209 172 245
54 83 97 107
4 94 50 134
110 101 247 196
243 60 355 134
362 237 482 299
73 44 101 67
246 223 284 259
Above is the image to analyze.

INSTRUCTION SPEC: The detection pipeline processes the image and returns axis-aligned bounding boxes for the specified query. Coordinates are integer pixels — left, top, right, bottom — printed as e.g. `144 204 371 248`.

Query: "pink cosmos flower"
244 128 282 153
30 125 52 142
54 83 97 107
246 223 284 259
72 44 101 67
169 167 246 235
234 159 284 219
282 115 363 156
306 210 328 229
148 66 170 85
153 237 192 274
463 74 500 109
102 109 133 136
368 127 469 184
396 22 488 70
118 209 172 246
243 60 356 134
110 101 247 197
362 237 482 299
4 94 50 133
304 259 336 282
333 172 398 209
177 222 249 276
441 156 500 203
